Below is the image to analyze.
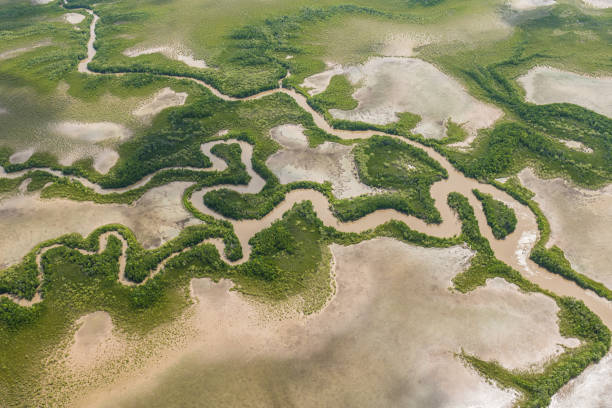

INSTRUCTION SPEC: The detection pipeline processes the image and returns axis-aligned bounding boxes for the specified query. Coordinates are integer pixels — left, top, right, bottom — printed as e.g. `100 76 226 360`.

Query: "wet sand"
63 13 85 24
559 139 593 153
0 40 52 61
266 124 379 199
303 57 503 141
5 9 612 404
0 182 200 270
50 121 131 143
123 45 208 69
77 10 98 74
509 0 556 10
9 148 35 164
78 239 579 408
69 311 121 370
132 87 187 123
550 352 612 407
581 0 611 8
517 66 612 118
520 168 612 290
93 149 119 174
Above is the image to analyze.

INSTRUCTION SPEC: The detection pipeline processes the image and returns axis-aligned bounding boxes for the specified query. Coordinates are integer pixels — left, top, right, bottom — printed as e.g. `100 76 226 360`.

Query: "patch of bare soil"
266 124 379 199
518 66 612 118
76 239 578 408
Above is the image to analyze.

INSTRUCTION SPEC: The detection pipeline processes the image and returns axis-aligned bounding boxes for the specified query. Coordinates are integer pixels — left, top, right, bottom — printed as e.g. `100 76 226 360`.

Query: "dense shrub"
473 189 517 239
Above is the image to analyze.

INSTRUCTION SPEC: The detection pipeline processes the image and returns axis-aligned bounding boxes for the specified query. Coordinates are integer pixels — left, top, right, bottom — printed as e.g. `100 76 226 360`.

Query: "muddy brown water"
4 7 611 406
4 9 611 330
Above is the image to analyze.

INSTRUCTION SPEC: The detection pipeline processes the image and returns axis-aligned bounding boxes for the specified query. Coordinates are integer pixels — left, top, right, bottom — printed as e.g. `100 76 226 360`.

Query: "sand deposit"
266 124 379 199
63 13 85 24
46 121 130 167
519 168 612 290
0 182 200 269
509 0 556 10
50 121 131 143
69 311 122 370
550 352 612 407
78 239 580 408
559 139 593 153
0 40 52 60
581 0 611 8
93 149 119 174
300 62 345 96
518 66 612 118
9 148 35 164
123 45 208 69
303 57 502 141
381 32 433 57
132 87 187 123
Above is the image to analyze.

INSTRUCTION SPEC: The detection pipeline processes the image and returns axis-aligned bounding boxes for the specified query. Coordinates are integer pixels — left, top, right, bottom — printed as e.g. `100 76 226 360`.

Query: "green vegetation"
433 5 612 188
0 198 461 402
1 0 612 405
309 74 358 111
464 297 610 408
495 177 612 302
473 189 517 239
447 192 609 407
448 192 537 294
203 135 447 224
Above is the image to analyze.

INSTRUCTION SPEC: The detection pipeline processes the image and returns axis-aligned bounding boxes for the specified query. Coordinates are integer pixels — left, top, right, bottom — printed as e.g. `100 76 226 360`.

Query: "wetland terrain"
0 0 611 407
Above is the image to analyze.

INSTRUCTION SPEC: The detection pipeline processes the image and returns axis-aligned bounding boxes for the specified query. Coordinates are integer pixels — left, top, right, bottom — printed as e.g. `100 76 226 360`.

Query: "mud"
266 124 379 198
132 87 188 123
123 45 208 69
518 66 612 118
519 168 612 290
79 239 580 408
304 57 502 141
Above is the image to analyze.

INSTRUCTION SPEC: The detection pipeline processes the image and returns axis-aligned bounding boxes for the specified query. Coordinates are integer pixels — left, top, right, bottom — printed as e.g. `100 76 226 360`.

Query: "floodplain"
1 0 611 406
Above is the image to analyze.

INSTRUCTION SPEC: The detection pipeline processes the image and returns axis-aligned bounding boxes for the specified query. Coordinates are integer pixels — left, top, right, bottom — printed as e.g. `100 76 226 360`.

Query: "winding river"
1 7 611 331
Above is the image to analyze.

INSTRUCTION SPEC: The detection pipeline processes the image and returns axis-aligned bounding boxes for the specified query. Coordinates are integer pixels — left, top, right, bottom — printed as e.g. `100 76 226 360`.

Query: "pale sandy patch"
300 62 344 96
123 45 208 68
47 122 129 167
0 40 52 60
550 352 612 407
50 121 131 143
68 311 123 371
581 0 611 8
559 139 593 153
0 182 200 269
77 239 579 408
518 66 612 118
304 57 503 141
9 148 35 164
31 0 54 4
381 32 433 57
509 0 556 10
133 87 187 123
63 13 85 24
93 149 119 174
519 168 612 289
266 124 379 199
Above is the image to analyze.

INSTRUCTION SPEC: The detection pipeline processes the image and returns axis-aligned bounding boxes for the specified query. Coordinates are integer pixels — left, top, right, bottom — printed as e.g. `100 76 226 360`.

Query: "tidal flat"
303 57 502 140
77 239 577 408
519 168 612 291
